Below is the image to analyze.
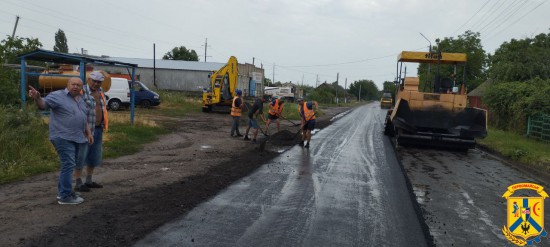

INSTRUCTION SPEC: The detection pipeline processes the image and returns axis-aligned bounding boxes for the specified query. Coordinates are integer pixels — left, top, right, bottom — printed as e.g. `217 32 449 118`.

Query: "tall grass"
0 106 58 184
154 90 202 117
478 127 550 173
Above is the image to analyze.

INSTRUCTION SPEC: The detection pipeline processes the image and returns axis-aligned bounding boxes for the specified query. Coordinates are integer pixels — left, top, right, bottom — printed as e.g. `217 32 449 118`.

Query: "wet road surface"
401 147 550 246
135 103 428 246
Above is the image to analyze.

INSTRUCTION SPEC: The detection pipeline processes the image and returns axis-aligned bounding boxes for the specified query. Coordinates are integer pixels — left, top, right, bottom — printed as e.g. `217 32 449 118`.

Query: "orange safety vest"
230 96 242 116
99 91 109 131
302 102 315 121
268 99 284 116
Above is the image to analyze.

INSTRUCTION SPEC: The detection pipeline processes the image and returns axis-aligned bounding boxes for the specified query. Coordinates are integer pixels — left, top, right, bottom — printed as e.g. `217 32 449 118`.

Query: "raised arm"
28 85 46 109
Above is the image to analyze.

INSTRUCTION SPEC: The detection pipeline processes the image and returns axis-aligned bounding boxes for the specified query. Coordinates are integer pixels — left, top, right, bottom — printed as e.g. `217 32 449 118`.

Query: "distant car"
132 81 160 108
105 77 130 111
105 78 160 110
380 92 393 109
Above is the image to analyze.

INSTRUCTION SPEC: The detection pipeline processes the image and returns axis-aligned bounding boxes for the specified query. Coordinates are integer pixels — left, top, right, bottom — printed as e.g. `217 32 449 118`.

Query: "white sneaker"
56 192 81 200
58 194 84 205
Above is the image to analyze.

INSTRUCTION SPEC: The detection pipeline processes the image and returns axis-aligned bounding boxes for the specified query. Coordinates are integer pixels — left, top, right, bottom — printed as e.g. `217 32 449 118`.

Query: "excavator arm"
202 56 238 112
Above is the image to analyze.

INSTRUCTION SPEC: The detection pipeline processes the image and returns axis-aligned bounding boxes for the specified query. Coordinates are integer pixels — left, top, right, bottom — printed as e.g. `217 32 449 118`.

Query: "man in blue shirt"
244 97 267 143
29 77 92 205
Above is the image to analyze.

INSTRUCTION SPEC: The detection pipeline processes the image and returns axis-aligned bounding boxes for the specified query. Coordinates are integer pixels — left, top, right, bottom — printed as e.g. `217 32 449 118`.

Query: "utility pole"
316 74 319 87
345 78 347 103
11 15 20 38
359 84 362 102
252 57 255 65
336 73 339 104
272 63 275 86
202 38 211 62
301 74 304 86
419 32 432 52
153 43 156 87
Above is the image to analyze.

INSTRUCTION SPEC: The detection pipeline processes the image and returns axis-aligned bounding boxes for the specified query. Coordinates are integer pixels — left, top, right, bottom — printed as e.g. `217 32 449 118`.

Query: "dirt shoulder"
0 106 352 247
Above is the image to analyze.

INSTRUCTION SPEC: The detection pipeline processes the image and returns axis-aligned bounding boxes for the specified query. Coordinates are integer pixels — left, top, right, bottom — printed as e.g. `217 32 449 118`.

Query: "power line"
483 0 530 37
451 0 492 36
478 0 523 34
467 0 503 31
3 0 203 54
485 0 548 41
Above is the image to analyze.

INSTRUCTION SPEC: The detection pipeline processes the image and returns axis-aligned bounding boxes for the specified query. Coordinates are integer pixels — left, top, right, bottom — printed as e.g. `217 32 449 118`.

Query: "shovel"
281 115 301 126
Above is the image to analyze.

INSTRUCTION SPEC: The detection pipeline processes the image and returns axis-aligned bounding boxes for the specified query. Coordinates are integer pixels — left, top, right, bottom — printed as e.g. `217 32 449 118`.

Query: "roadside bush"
484 78 550 133
0 106 57 184
0 67 20 106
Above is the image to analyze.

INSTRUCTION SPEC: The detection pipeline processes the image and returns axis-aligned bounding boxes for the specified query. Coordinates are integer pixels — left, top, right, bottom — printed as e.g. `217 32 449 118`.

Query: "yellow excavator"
202 56 239 112
384 51 487 150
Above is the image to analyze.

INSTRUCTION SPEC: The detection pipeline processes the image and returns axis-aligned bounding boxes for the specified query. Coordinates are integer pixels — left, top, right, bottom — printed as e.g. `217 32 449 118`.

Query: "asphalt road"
135 103 429 247
401 147 550 246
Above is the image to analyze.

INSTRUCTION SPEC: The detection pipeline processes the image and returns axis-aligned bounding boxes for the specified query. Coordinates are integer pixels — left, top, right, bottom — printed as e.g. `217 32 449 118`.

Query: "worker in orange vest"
263 98 285 136
230 89 244 137
297 98 318 148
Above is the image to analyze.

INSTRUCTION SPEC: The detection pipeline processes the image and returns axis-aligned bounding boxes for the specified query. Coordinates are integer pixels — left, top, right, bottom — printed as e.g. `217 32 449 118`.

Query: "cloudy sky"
1 0 548 89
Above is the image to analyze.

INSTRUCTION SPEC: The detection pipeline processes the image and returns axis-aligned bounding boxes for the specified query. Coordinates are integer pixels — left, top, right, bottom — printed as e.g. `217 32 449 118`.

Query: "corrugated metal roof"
107 57 225 71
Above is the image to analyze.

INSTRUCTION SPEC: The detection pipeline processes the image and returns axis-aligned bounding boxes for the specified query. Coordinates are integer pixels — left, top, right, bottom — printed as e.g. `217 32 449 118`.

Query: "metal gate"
527 113 550 143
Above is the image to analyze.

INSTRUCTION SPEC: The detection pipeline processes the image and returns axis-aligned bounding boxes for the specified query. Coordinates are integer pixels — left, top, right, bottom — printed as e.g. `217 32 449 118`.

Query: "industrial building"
93 57 265 97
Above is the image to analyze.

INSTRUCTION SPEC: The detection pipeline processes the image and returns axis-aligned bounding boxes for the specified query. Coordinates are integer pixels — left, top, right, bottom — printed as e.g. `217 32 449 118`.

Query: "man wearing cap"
28 77 92 205
74 71 109 192
230 89 244 137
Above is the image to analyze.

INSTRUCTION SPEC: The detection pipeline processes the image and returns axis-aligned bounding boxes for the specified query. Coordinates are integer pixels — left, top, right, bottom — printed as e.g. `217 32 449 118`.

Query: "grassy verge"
0 106 58 184
478 127 550 173
2 92 275 184
103 123 169 158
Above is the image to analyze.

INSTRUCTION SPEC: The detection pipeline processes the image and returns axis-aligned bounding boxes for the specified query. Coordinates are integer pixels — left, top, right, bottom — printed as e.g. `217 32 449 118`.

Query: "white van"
105 77 130 111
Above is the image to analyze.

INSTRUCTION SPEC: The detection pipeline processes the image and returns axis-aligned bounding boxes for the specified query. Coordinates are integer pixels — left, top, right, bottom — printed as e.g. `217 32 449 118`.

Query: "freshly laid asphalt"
136 103 429 247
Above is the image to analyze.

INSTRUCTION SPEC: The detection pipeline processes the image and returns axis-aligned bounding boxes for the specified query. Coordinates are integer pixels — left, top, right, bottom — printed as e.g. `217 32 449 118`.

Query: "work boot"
75 184 90 192
244 136 250 141
299 141 304 146
304 142 310 148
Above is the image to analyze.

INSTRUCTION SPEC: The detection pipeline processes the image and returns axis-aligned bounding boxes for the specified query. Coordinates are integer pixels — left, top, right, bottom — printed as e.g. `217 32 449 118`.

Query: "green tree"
53 29 68 53
348 79 379 101
488 32 550 82
263 77 272 86
418 30 488 92
382 81 396 92
163 46 199 61
484 78 550 132
0 36 42 64
0 36 43 106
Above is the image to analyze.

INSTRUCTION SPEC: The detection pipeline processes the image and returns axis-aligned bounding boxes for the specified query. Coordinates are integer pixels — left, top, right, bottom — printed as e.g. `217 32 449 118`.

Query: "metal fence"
527 113 550 143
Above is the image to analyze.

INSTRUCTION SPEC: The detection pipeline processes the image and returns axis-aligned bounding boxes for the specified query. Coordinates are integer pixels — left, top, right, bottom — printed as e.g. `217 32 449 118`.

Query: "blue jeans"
231 116 241 136
51 138 87 199
76 126 103 169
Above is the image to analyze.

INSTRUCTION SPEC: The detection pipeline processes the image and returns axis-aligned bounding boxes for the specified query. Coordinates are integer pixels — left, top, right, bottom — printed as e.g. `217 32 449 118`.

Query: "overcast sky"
1 0 548 89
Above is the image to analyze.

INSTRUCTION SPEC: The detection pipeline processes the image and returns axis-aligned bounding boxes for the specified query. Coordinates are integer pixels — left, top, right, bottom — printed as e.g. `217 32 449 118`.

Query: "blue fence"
527 113 550 143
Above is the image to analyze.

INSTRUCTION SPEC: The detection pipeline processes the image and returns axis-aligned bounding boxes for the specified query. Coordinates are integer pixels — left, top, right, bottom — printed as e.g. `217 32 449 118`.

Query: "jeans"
51 138 87 199
76 126 103 169
231 116 241 136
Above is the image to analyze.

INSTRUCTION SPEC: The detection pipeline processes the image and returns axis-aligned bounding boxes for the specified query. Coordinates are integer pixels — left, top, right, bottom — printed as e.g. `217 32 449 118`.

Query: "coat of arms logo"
502 183 548 246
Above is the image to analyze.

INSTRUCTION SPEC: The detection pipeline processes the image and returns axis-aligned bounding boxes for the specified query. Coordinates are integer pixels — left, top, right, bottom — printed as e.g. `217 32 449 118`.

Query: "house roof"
468 79 493 97
107 57 225 71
